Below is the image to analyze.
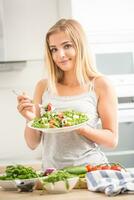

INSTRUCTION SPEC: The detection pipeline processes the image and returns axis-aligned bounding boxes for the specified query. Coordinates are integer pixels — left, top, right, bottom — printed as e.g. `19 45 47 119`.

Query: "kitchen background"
0 0 134 167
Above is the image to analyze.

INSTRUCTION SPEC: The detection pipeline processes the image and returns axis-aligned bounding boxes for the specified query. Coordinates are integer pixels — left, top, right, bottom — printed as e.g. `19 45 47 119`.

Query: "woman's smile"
59 59 71 65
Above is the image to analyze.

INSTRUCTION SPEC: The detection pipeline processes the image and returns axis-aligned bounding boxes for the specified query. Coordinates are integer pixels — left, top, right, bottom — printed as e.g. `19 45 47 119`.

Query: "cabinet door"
1 0 58 61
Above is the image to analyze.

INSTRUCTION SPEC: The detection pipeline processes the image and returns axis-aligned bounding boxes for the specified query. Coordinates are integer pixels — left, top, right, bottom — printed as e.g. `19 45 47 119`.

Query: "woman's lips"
60 59 70 64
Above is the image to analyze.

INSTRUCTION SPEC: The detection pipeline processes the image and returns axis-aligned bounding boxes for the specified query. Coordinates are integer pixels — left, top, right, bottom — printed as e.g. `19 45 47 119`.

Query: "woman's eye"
50 48 57 53
64 44 72 49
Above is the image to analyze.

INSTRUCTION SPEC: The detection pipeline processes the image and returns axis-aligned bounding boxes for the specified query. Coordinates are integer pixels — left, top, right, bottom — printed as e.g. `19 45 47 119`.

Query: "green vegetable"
41 170 76 184
41 170 77 190
0 165 38 180
62 166 87 175
32 109 89 129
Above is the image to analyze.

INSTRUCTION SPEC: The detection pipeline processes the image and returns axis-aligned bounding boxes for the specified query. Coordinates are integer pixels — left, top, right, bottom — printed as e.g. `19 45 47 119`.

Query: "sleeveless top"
41 79 108 170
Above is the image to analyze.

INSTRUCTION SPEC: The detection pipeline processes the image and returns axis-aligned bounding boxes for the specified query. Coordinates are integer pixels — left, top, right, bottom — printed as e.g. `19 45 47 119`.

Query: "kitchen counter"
1 164 134 200
0 188 134 200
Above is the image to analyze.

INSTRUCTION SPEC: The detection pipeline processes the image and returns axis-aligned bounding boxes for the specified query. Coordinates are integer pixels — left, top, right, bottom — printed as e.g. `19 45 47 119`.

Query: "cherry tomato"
86 163 123 172
94 166 103 171
86 165 93 172
47 103 53 111
101 165 111 170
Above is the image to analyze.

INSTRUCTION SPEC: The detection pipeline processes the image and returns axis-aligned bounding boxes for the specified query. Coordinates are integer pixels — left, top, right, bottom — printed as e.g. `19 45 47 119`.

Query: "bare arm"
17 79 48 150
77 76 118 148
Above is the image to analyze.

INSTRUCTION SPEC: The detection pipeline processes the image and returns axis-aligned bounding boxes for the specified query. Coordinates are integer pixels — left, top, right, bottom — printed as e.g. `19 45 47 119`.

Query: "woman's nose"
58 49 65 58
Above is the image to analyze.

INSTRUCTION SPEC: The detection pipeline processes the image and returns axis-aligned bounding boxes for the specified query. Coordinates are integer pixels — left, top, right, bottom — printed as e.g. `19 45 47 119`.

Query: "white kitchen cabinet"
0 0 58 61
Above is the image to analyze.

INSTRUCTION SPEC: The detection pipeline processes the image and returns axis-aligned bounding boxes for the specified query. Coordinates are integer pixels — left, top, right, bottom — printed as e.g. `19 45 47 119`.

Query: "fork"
12 89 45 109
12 89 23 96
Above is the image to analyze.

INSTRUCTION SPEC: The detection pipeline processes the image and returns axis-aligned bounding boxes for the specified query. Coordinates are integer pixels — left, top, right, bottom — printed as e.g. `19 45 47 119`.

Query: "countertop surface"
0 188 134 200
1 165 134 200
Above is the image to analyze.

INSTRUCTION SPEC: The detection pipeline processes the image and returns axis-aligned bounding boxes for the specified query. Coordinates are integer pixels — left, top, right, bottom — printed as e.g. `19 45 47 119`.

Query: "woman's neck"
61 81 80 87
61 73 79 87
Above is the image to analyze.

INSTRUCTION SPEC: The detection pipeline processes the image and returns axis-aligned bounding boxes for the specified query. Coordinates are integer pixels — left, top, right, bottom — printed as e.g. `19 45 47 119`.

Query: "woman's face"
48 31 76 72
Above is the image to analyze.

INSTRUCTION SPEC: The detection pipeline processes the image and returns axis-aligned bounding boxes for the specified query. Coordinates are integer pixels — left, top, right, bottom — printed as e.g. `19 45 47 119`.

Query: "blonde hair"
45 18 100 92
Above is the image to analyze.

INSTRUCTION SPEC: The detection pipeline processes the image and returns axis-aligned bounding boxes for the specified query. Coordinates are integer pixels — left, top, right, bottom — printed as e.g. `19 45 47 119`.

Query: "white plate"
27 120 89 133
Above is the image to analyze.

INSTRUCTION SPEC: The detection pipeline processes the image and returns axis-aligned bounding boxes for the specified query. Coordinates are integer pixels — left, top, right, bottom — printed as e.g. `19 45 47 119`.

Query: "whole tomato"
47 103 53 111
86 165 93 172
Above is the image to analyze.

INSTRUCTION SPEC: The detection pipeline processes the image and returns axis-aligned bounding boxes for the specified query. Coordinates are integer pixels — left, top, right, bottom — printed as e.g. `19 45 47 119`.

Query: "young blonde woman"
17 19 118 170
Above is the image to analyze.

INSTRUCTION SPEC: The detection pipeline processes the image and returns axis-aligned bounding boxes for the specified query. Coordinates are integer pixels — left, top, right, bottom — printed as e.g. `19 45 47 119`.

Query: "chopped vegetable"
63 166 87 175
44 103 54 112
41 170 76 184
86 163 125 172
0 165 38 180
42 168 56 176
32 107 89 129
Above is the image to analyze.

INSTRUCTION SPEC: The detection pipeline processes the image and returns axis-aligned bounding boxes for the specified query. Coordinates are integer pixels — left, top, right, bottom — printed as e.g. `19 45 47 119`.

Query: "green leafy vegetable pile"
0 165 38 180
32 109 89 129
41 170 76 184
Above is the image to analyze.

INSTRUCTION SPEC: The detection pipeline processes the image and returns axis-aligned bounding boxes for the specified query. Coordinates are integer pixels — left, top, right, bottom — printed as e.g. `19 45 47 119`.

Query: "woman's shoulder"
33 79 48 102
94 76 116 96
35 79 48 92
95 75 113 87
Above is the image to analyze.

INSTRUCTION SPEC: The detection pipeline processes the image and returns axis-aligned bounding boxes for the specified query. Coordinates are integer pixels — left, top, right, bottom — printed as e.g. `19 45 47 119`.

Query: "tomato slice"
101 165 111 170
86 163 123 172
110 165 122 171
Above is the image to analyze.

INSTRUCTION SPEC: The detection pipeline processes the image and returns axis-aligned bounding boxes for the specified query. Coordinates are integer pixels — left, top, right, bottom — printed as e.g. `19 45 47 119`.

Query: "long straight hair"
45 19 101 92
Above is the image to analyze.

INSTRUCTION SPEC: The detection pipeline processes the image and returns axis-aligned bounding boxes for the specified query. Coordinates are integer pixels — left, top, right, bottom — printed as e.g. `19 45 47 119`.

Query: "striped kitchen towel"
86 170 134 196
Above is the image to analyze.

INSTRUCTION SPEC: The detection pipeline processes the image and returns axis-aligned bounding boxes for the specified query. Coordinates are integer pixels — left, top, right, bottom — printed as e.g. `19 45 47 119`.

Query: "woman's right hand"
17 93 36 121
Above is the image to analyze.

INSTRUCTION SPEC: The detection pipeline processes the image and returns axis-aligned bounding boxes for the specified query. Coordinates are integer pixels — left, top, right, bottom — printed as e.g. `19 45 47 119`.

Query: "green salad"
41 170 76 184
0 165 38 180
31 109 89 129
41 170 77 189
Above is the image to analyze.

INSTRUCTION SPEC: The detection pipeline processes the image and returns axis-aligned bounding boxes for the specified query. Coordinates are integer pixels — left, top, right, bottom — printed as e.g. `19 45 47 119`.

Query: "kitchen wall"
0 0 61 165
70 0 134 55
0 0 73 165
70 0 134 168
0 60 46 164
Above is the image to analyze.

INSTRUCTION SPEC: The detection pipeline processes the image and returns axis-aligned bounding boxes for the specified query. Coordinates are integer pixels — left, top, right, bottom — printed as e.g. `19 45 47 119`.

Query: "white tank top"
41 80 108 170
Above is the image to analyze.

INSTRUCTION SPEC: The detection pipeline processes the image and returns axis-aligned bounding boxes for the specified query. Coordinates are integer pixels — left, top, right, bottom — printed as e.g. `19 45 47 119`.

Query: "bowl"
0 179 17 190
0 178 38 191
42 177 79 193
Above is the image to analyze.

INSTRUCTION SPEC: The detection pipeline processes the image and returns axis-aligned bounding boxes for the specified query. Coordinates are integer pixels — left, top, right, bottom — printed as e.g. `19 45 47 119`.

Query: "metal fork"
12 89 45 109
12 89 22 96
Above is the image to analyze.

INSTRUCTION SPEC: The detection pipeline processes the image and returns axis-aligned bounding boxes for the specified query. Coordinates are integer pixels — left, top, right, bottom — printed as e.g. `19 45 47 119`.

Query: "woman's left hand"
77 125 91 136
